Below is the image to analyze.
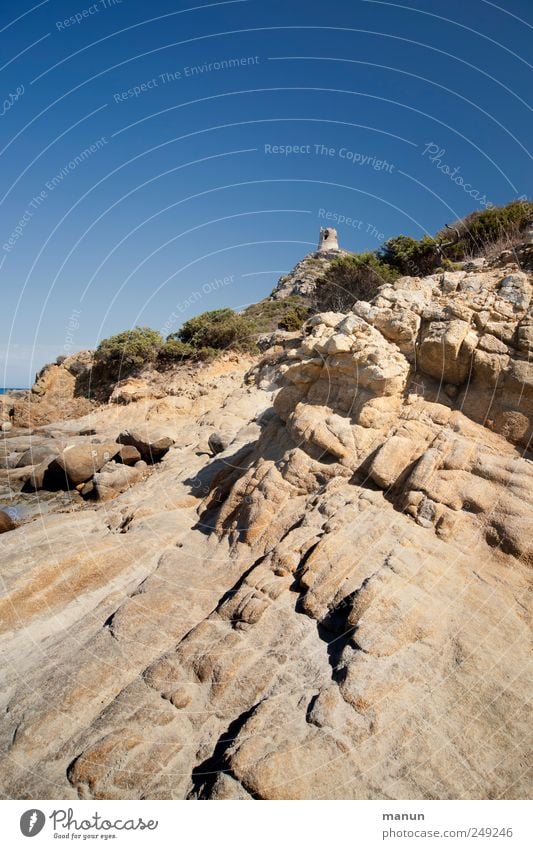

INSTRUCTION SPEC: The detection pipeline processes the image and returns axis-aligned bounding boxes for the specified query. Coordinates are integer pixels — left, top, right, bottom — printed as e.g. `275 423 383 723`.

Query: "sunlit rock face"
0 255 531 801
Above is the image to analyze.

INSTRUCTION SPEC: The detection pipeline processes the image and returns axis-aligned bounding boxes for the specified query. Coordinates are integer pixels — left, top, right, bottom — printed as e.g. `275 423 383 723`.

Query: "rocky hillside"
0 353 95 430
271 246 348 300
0 249 531 800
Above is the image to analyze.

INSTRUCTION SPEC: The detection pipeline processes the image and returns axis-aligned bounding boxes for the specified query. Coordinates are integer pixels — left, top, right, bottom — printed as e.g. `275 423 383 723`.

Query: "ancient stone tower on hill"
318 227 340 252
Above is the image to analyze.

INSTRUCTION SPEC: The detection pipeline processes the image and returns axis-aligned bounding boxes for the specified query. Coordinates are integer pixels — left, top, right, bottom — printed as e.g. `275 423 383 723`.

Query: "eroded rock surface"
0 262 531 801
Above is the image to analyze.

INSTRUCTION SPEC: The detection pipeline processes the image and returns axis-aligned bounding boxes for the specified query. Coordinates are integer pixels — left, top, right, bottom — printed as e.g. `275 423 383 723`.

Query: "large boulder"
46 442 120 487
117 428 174 463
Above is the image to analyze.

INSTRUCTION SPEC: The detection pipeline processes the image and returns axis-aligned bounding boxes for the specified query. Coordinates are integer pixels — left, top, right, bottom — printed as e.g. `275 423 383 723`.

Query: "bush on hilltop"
437 200 533 260
380 234 441 277
313 253 399 312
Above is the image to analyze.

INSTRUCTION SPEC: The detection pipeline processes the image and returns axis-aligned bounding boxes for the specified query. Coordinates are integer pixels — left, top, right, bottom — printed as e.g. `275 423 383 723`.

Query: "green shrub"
158 339 219 365
194 347 219 361
313 253 399 312
278 304 311 331
439 258 457 271
173 308 256 351
243 296 310 335
377 200 532 272
380 235 440 276
157 339 195 364
95 326 163 374
437 200 533 260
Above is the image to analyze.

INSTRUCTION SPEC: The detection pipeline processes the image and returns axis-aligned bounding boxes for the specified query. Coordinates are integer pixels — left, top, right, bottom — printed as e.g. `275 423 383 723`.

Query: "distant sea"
0 388 28 394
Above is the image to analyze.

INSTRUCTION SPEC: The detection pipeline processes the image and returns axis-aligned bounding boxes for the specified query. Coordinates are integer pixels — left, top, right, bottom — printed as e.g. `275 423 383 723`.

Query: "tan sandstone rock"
0 260 531 804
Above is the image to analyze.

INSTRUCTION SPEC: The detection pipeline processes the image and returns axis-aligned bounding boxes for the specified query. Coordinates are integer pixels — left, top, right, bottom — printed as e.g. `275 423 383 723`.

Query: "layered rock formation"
0 257 531 801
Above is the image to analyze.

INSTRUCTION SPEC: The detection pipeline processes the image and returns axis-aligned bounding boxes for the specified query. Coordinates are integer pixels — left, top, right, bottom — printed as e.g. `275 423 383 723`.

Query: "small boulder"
440 270 466 293
92 462 142 501
325 333 352 354
117 428 174 463
497 273 531 311
208 432 229 455
0 509 16 533
115 445 142 466
1 421 12 433
80 480 95 498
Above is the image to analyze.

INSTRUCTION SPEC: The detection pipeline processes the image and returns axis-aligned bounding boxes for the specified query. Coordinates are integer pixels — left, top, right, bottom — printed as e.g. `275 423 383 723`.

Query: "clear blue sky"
1 0 531 386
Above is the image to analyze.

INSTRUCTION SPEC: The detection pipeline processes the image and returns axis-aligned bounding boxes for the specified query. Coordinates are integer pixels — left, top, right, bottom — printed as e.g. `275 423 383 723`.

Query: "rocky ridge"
0 252 531 800
271 247 348 300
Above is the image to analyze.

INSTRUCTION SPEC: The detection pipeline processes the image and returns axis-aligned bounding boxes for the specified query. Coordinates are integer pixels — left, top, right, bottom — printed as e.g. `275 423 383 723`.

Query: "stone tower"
318 227 340 252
